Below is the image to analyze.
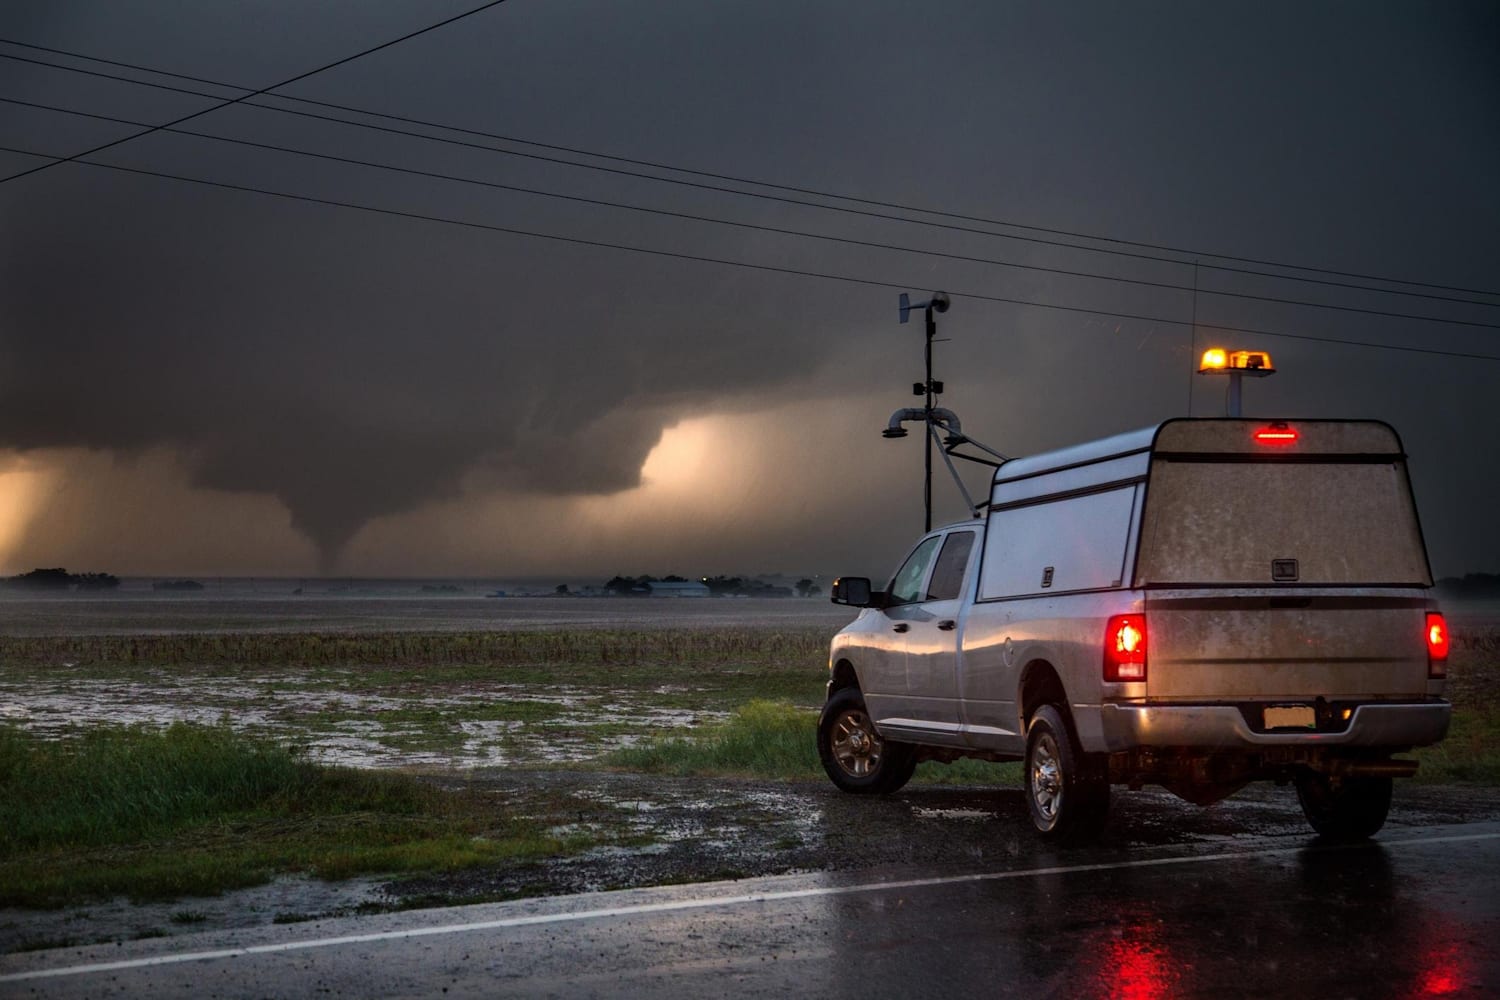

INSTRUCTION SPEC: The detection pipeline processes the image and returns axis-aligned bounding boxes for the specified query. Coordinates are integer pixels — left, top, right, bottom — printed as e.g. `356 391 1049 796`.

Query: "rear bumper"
1097 700 1450 752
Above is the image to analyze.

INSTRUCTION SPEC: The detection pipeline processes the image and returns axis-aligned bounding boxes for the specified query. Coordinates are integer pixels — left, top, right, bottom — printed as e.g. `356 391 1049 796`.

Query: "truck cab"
819 418 1451 841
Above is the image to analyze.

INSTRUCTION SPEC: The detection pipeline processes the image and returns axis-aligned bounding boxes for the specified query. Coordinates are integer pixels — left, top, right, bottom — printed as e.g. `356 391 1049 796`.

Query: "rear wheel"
817 687 916 794
1294 771 1392 840
1024 704 1109 841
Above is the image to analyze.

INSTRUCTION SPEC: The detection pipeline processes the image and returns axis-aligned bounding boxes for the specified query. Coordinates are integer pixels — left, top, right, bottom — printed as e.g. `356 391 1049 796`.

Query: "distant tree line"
599 574 815 598
2 567 120 591
602 574 691 596
153 579 205 592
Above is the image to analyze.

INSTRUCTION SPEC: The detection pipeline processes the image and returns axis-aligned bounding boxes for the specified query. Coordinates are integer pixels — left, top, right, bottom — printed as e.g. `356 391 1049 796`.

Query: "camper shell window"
979 486 1138 600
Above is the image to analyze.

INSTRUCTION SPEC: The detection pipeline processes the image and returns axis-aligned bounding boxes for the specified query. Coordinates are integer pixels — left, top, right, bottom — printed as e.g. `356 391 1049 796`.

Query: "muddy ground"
7 770 1500 954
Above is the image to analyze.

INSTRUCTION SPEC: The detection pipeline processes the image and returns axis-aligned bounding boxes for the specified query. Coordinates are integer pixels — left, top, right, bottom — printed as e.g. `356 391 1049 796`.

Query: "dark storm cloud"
0 168 869 565
1 1 1497 575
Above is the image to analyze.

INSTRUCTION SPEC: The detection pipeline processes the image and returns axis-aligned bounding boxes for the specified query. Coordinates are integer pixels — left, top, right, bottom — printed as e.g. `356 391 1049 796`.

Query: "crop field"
0 592 856 638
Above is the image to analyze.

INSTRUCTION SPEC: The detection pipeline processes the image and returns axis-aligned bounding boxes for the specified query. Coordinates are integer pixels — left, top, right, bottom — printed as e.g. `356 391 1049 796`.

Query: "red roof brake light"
1426 612 1449 678
1254 422 1299 446
1104 614 1147 682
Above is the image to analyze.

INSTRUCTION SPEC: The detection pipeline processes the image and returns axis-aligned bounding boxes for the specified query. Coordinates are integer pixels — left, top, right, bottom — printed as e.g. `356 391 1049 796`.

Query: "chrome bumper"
1097 700 1451 752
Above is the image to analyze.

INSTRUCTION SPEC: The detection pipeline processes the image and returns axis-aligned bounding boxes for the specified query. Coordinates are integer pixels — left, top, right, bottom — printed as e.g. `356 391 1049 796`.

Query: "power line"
0 0 512 187
3 39 1498 308
3 139 1496 366
10 95 1497 334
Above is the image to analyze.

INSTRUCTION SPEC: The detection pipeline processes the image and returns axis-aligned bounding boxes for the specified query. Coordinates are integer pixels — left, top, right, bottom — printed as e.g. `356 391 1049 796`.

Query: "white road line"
4 830 1497 983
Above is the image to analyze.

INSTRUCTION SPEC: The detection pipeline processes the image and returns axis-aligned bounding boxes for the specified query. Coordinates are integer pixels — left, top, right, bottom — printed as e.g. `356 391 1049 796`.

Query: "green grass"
1413 708 1500 784
603 699 1020 786
0 723 614 908
1415 630 1500 783
916 758 1023 786
607 700 823 779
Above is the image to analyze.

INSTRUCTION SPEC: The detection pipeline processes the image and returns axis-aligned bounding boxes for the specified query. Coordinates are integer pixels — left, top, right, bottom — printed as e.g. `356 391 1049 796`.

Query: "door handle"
937 620 957 631
892 623 910 633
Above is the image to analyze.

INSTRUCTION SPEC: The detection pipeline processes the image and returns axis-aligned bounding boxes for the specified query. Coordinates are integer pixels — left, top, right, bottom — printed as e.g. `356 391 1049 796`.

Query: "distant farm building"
645 581 711 598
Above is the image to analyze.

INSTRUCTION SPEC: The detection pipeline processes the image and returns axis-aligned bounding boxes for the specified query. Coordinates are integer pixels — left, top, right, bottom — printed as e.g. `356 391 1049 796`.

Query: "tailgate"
1144 594 1431 700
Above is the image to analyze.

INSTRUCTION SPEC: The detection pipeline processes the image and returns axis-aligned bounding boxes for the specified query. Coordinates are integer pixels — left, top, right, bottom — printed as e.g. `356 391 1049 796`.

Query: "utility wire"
2 39 1498 307
0 0 511 186
3 139 1496 366
6 94 1498 334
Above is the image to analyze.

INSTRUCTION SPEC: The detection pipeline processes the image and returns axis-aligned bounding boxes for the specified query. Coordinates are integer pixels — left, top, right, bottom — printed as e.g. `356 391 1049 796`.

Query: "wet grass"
1413 710 1500 784
606 701 822 779
603 700 1019 786
0 723 624 908
0 627 834 728
0 627 834 767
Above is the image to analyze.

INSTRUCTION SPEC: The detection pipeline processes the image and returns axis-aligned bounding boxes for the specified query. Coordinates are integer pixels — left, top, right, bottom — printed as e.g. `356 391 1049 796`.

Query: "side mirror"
830 576 873 607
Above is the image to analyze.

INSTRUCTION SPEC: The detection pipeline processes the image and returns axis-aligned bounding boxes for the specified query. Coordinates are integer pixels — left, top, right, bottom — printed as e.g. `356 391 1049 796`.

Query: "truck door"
902 529 976 728
860 534 943 720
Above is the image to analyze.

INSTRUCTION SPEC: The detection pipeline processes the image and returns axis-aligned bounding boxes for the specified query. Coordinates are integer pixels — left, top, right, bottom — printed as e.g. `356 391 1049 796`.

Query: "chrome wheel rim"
1030 732 1063 822
831 709 883 778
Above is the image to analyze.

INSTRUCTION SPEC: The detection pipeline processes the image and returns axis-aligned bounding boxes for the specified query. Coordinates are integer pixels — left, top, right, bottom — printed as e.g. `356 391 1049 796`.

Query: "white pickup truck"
819 418 1452 841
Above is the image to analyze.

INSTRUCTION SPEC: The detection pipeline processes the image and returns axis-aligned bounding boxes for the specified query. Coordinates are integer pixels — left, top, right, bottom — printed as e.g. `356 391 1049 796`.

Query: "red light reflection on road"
1104 922 1181 1000
1417 941 1468 996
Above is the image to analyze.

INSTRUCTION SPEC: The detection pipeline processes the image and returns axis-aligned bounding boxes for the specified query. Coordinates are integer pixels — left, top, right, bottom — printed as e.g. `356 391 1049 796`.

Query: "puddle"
910 806 996 821
0 874 393 954
0 675 725 769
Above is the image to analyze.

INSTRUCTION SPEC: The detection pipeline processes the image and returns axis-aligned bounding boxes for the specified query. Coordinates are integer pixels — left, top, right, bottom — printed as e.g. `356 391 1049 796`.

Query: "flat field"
2 594 1493 773
1 592 1496 952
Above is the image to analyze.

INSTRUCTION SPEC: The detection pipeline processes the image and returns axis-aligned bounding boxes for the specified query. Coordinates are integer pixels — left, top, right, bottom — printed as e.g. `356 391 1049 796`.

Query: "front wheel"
1295 771 1392 840
1025 704 1109 841
817 687 916 794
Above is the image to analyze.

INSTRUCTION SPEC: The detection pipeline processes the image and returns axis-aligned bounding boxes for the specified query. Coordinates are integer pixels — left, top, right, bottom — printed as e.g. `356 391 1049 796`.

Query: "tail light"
1104 614 1147 682
1426 612 1449 679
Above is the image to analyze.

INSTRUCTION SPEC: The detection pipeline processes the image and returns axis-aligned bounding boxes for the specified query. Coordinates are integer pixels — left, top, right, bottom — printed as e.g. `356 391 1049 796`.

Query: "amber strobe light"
1104 614 1147 682
1427 612 1449 678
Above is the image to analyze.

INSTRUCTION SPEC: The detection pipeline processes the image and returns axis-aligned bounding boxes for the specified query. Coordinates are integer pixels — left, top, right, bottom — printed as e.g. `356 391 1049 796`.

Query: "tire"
1024 704 1109 841
1294 771 1392 840
817 687 916 794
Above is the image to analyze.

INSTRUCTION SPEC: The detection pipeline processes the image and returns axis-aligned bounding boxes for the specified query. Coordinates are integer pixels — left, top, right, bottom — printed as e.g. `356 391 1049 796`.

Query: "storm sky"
1 1 1497 581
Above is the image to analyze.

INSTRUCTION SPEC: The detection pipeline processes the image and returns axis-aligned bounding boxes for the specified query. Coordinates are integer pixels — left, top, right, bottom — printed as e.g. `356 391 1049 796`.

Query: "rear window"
926 531 975 601
1135 459 1431 586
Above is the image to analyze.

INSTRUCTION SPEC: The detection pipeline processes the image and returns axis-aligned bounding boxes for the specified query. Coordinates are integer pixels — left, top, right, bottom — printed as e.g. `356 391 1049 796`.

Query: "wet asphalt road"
4 820 1498 999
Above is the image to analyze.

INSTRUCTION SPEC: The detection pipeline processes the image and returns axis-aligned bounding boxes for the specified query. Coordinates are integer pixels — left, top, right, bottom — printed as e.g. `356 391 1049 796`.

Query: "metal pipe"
929 420 979 516
1326 759 1420 779
924 304 936 532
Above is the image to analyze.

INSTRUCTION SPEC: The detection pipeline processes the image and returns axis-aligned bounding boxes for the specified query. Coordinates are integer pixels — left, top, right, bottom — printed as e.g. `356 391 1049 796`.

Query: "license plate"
1264 705 1316 730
